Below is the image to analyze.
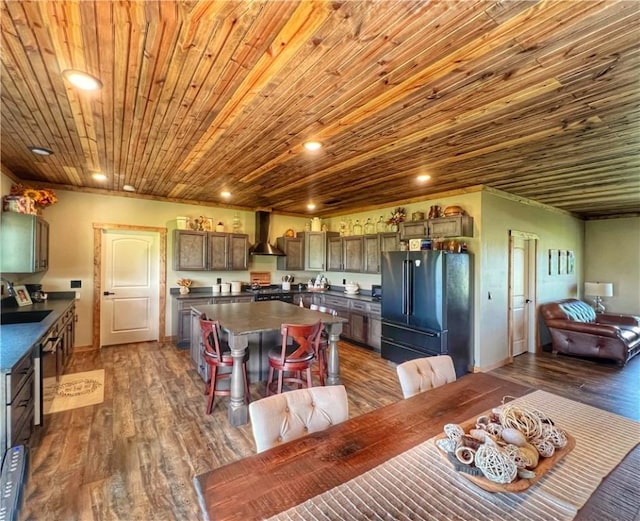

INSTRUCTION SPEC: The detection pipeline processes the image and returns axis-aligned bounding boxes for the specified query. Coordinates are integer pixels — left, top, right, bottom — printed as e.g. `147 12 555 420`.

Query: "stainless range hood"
249 211 285 256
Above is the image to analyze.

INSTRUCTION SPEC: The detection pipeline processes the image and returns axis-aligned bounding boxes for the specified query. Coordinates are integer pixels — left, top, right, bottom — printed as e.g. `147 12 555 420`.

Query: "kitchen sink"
0 310 52 325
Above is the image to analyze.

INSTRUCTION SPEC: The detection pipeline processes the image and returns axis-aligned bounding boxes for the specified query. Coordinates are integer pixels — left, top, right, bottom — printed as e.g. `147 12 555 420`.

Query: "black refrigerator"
381 250 472 377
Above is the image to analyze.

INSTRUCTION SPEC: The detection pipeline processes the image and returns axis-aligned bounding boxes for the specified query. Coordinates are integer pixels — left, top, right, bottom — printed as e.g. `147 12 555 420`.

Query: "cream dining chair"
396 355 456 399
249 385 349 453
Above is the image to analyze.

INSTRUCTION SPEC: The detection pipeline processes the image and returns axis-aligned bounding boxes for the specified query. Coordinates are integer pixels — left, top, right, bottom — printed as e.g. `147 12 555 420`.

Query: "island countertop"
192 300 347 336
0 297 75 372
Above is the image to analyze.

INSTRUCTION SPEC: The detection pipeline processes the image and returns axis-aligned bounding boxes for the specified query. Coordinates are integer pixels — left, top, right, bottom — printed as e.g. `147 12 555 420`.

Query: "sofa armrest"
596 313 640 327
545 319 621 338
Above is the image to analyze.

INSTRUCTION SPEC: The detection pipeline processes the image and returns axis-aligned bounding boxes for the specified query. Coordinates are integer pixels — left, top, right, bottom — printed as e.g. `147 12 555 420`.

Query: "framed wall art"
567 250 575 275
558 250 567 275
548 249 559 276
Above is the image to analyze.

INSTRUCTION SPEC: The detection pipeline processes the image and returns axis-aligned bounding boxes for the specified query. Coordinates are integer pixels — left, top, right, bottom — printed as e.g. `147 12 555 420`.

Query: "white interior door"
509 235 534 357
101 230 160 346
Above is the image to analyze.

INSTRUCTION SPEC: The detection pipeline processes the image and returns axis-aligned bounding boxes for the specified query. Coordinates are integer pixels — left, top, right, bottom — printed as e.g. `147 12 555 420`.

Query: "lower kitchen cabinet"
1 347 35 452
42 301 76 379
319 294 380 351
176 294 254 350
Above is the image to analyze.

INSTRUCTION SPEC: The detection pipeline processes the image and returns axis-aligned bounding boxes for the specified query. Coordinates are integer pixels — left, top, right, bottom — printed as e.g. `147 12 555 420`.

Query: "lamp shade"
584 282 613 297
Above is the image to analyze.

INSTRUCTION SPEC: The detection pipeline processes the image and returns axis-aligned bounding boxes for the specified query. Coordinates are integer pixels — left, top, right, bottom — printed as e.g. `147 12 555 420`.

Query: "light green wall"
584 217 640 314
478 191 584 369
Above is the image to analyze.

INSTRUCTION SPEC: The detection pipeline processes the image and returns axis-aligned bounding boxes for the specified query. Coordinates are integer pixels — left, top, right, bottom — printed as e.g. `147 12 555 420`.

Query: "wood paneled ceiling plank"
2 3 81 163
174 0 335 181
146 1 282 192
237 0 585 185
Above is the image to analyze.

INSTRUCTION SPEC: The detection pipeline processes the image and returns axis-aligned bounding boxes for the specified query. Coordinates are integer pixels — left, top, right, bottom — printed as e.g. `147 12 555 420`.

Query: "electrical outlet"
343 279 346 285
71 280 82 288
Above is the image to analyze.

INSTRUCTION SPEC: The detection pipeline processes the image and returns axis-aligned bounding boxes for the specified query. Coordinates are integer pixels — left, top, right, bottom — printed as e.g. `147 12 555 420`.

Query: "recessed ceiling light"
62 69 103 91
92 173 107 181
417 174 431 182
221 191 231 198
303 141 322 151
307 203 316 210
28 146 54 156
123 185 136 192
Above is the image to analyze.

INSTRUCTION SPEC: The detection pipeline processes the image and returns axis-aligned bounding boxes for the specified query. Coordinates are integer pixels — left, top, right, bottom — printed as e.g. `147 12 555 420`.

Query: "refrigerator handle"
407 259 414 316
402 260 408 315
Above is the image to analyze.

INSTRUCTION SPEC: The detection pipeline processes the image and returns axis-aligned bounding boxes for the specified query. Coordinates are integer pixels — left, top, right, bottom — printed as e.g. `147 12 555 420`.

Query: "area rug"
43 369 105 414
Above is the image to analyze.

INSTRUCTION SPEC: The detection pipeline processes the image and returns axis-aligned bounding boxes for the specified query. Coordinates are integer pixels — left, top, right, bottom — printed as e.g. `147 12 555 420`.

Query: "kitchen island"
192 301 347 426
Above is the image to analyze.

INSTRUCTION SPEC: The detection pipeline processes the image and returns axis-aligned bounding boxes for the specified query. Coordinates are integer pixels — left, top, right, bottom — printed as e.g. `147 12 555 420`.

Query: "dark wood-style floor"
21 341 639 520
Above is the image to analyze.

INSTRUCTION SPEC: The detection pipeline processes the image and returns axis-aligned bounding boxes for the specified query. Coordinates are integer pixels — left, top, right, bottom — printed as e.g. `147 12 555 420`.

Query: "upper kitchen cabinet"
174 230 248 271
276 236 304 271
428 215 473 238
328 236 364 272
174 230 207 270
0 213 49 273
401 215 474 240
299 231 338 271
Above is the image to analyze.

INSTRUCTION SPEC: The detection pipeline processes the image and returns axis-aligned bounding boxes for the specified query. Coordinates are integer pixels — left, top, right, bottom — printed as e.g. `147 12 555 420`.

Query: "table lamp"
584 282 613 313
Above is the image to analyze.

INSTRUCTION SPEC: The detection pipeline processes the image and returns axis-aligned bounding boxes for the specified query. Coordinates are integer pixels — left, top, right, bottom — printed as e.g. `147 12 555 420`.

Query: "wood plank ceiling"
1 0 638 219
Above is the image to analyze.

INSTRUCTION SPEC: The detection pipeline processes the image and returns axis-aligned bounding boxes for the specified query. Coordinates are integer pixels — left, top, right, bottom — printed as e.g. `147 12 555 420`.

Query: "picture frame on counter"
14 285 33 306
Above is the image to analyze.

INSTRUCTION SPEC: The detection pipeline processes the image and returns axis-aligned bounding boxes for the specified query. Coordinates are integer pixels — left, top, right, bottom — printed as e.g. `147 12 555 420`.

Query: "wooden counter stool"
266 321 322 395
309 304 338 386
199 314 250 414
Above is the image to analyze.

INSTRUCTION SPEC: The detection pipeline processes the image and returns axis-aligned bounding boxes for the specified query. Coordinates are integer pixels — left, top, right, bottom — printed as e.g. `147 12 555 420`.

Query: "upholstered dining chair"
266 321 322 396
199 314 250 414
309 304 338 386
249 385 349 452
396 355 456 399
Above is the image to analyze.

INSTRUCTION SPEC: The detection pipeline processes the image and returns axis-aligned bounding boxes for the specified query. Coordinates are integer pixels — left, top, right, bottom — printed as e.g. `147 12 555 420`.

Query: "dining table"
192 301 347 426
193 372 640 521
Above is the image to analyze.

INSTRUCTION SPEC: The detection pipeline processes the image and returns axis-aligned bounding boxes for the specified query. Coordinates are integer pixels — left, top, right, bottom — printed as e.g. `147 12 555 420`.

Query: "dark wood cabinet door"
343 236 363 272
327 237 343 271
207 233 229 270
349 312 367 343
228 234 248 270
400 221 428 240
277 237 304 271
174 230 207 270
363 235 380 273
379 232 399 253
304 232 328 271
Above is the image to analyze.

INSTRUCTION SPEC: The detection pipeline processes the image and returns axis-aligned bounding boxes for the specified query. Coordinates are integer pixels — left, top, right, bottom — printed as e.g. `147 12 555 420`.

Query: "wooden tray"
435 414 576 493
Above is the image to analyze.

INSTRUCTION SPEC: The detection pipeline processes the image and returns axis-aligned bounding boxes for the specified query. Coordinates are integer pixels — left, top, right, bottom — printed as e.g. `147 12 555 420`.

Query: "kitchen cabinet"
400 220 429 240
363 235 380 273
173 230 249 271
299 231 338 271
401 215 474 240
379 232 400 253
1 346 35 452
42 301 76 380
176 294 254 351
276 237 304 271
327 236 364 272
0 213 49 273
317 294 380 350
429 215 474 238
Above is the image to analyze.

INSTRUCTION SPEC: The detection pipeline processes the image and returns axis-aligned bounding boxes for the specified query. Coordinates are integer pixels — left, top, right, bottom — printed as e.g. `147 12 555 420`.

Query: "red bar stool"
199 314 250 414
266 321 322 395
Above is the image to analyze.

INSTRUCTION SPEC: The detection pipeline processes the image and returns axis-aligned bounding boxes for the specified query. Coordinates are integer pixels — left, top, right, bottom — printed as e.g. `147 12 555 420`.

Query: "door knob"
525 299 532 303
103 291 115 296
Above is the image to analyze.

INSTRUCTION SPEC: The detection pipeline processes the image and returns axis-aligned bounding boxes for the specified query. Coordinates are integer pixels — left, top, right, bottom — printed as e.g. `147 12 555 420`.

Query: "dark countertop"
172 287 379 303
0 296 75 372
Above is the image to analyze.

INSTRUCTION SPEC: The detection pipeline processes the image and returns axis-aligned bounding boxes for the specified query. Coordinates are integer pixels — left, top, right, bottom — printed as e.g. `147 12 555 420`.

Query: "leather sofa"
540 299 640 366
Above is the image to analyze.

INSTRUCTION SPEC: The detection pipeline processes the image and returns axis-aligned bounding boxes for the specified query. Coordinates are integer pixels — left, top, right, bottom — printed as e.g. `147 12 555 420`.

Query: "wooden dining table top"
195 372 534 521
